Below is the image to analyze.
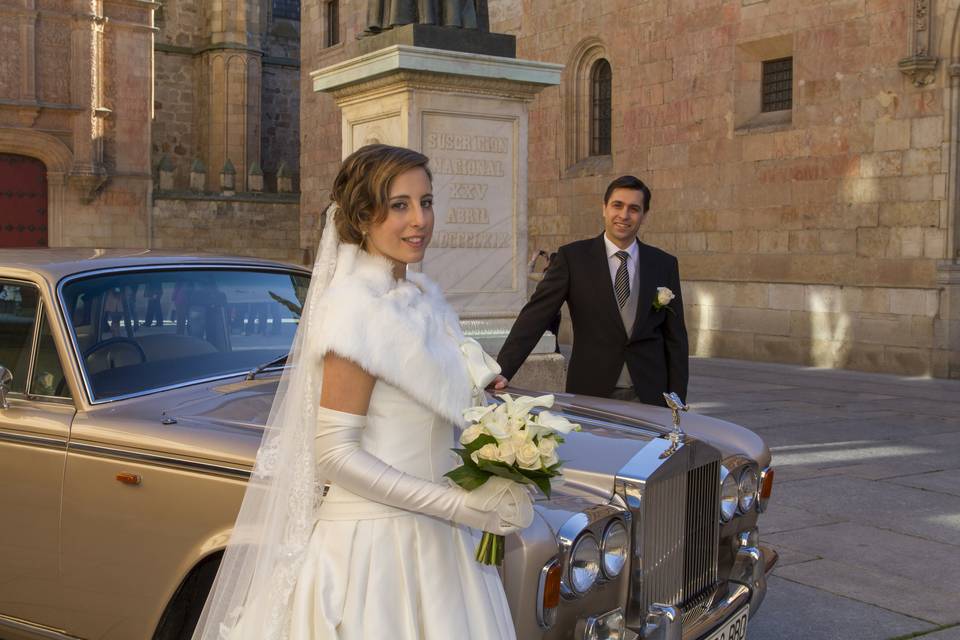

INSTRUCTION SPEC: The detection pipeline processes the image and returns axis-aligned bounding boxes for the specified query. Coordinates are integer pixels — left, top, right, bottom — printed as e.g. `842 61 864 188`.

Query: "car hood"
80 378 770 497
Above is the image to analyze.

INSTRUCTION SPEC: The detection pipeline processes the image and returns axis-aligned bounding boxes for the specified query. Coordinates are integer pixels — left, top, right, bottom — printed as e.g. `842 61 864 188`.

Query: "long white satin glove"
314 405 533 535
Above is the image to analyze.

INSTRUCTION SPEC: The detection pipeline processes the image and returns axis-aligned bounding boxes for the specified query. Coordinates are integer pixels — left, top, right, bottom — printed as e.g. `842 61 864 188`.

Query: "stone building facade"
0 0 301 261
0 0 155 248
150 0 302 261
302 0 960 378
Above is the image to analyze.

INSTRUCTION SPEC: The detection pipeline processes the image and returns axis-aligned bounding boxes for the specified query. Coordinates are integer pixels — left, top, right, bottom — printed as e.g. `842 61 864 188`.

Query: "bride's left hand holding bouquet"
445 393 581 565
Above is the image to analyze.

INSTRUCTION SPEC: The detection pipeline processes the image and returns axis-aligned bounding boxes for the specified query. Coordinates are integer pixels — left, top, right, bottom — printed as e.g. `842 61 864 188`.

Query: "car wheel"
152 553 221 640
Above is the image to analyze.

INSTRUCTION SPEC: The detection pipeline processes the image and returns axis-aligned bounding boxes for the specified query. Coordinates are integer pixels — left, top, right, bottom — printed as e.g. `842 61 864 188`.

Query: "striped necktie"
614 250 630 308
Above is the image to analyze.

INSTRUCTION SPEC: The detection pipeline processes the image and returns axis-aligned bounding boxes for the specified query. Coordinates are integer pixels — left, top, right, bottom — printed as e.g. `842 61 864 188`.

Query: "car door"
0 280 76 634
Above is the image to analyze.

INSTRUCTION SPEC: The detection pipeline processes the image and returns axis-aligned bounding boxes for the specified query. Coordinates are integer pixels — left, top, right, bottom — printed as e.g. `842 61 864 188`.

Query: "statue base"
312 44 565 389
358 24 516 58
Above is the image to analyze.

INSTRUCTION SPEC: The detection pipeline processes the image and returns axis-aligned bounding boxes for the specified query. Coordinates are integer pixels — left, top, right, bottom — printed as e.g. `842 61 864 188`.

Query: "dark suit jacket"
497 234 689 407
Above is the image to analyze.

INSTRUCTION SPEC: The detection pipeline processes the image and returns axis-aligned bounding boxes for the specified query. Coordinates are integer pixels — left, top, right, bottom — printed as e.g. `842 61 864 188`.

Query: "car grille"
616 440 720 629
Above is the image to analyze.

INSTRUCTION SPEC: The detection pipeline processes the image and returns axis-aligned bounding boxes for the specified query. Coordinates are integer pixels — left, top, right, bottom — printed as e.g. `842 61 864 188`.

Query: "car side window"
29 310 71 399
0 282 40 394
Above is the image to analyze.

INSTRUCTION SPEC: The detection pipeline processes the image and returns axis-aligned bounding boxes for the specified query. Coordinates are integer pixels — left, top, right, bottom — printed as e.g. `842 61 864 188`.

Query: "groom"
495 176 688 407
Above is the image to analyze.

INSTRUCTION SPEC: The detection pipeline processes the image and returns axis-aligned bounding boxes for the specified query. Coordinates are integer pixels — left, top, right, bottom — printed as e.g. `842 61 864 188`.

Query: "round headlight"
569 533 601 595
720 466 738 522
738 467 759 513
601 520 628 578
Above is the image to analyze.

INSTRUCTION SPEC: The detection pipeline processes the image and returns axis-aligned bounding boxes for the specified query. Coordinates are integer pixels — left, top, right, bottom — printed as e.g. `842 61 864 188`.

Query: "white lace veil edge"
191 202 341 640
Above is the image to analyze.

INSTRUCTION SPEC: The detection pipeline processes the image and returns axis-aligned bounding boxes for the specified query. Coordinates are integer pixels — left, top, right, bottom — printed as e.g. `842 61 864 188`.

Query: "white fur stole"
311 244 473 425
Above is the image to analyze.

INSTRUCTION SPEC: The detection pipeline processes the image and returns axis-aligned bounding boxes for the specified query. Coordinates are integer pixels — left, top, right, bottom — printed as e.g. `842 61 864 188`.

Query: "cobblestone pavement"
688 357 960 640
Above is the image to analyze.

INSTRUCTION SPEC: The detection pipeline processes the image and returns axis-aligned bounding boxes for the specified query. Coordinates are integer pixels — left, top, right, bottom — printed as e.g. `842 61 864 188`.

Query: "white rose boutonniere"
652 286 676 315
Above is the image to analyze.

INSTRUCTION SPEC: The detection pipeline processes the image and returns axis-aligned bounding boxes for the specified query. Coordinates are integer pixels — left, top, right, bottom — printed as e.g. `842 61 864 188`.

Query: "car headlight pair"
720 464 760 522
567 519 629 596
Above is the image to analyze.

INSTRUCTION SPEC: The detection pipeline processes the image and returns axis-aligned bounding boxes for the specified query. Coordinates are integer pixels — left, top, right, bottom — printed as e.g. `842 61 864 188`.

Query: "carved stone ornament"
899 0 939 86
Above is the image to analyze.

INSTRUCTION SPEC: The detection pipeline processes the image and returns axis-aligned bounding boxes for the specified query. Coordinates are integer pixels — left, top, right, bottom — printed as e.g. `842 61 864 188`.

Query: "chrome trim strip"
24 292 44 397
680 584 751 639
55 263 309 406
0 430 67 451
0 613 80 640
67 440 251 480
560 405 665 438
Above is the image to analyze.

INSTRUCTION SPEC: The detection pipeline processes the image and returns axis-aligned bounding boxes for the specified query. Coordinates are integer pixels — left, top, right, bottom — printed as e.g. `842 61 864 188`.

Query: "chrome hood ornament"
660 392 688 459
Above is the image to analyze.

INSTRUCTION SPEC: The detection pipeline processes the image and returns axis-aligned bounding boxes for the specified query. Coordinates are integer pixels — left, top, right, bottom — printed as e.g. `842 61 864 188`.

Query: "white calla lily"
459 424 488 446
463 403 497 423
536 410 581 435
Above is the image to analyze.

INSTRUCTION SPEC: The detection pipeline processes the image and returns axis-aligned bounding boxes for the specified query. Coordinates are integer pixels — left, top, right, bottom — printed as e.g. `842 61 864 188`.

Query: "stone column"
312 45 564 385
199 0 263 191
936 261 960 378
69 1 108 199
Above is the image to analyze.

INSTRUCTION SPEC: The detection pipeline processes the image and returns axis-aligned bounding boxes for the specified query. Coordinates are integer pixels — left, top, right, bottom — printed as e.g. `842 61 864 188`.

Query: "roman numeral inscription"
449 183 489 200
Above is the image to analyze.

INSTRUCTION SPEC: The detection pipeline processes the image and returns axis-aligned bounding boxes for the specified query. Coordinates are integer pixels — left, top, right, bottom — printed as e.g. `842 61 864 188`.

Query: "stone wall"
152 195 301 263
0 0 154 248
298 0 960 377
508 0 957 378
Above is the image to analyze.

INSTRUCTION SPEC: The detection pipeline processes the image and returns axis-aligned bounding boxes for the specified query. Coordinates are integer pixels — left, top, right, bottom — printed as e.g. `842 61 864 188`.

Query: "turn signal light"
537 559 562 629
758 467 774 512
543 562 562 608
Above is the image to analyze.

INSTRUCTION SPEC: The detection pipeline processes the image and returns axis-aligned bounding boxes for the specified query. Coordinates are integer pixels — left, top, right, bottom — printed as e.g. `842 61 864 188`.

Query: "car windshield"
60 267 310 401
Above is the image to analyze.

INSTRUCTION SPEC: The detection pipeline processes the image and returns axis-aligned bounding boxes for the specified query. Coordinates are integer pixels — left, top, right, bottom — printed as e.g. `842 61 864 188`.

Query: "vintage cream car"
0 249 776 640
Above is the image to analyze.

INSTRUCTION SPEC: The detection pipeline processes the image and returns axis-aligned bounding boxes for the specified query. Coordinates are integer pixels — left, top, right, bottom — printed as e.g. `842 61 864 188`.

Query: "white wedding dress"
283 247 517 639
287 380 517 639
197 243 521 640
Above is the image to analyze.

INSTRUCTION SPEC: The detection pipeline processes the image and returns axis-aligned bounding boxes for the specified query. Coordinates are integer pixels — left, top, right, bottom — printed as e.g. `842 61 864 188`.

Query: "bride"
191 144 533 639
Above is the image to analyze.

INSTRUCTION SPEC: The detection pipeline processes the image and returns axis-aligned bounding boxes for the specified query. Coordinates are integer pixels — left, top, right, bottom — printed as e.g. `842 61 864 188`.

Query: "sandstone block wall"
152 196 301 263
298 0 960 377
509 0 957 378
0 0 154 248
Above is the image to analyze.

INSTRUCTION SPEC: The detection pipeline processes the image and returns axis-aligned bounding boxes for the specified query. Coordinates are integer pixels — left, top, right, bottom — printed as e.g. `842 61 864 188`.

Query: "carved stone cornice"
327 70 551 106
899 0 938 86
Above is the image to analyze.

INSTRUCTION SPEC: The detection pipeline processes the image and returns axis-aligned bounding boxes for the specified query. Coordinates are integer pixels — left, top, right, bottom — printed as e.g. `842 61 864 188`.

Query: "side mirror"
0 366 12 409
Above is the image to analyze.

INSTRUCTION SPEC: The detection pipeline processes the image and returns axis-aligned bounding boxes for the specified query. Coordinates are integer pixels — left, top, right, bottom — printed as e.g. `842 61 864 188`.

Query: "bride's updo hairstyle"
331 144 432 245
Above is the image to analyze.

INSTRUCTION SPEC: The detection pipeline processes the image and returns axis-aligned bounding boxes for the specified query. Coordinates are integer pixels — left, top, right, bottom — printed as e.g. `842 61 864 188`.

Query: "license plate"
703 605 749 640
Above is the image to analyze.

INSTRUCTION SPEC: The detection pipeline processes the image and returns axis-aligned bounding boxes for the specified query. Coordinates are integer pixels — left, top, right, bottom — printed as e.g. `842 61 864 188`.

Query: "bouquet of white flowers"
445 393 581 565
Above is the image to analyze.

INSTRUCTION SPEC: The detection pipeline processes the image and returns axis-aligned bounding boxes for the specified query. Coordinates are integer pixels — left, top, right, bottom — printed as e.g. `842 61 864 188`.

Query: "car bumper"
683 542 778 639
632 538 778 640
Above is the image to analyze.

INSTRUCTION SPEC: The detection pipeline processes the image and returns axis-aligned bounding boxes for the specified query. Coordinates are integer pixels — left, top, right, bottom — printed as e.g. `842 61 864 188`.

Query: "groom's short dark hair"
603 175 651 212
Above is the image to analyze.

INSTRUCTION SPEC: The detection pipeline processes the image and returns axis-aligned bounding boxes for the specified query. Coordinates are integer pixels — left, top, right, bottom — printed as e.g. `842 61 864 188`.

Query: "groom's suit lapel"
589 234 626 332
629 241 659 340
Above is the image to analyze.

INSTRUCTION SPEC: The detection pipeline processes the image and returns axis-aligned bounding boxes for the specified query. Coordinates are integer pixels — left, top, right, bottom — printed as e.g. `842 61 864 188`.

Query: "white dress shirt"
603 234 639 287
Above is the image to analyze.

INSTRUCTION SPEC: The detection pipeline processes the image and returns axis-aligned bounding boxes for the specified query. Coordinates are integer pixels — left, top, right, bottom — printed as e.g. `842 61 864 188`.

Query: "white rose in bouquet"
495 440 517 465
538 436 559 467
470 443 500 465
515 442 542 470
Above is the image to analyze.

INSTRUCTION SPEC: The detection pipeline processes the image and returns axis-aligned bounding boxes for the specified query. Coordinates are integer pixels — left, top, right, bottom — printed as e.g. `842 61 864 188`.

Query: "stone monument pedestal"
312 44 566 390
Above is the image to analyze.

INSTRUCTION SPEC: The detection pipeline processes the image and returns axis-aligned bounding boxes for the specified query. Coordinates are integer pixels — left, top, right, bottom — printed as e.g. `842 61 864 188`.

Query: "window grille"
590 59 612 156
327 0 340 46
761 57 792 113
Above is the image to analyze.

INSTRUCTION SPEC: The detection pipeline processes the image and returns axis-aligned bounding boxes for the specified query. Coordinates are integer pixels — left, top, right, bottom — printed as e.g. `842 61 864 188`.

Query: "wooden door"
0 154 48 248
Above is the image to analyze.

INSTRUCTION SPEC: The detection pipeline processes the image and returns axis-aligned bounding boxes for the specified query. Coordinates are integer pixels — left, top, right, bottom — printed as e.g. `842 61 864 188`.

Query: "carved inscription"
421 114 516 299
446 208 489 224
449 182 488 200
426 133 508 153
433 232 511 249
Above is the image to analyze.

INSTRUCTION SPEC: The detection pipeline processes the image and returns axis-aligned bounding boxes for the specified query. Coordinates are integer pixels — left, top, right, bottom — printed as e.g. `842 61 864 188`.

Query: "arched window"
590 59 612 156
562 38 612 173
